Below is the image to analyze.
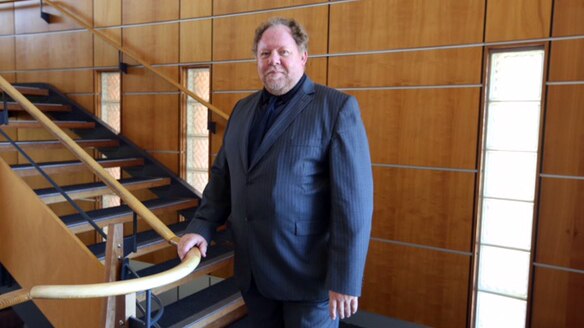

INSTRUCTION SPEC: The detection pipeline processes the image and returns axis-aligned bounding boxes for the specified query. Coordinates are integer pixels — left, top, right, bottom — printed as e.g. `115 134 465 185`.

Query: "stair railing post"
102 223 126 327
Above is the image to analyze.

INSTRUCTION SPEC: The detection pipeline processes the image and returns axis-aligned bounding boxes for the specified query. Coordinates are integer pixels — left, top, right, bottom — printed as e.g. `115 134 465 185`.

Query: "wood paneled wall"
0 0 583 327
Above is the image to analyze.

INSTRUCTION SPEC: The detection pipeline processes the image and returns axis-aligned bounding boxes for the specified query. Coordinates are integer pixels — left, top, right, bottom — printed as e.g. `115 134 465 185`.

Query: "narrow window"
184 68 210 193
475 49 545 327
99 71 121 208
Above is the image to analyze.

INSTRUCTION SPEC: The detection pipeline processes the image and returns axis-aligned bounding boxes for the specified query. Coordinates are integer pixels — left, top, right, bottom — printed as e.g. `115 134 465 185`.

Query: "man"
178 17 373 327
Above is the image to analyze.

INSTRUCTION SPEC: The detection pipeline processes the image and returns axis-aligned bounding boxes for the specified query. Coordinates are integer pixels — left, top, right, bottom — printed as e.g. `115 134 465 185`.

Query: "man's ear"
301 51 308 66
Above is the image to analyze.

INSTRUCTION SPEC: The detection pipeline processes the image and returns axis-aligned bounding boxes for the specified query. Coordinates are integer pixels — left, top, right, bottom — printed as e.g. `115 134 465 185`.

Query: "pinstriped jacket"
186 76 373 301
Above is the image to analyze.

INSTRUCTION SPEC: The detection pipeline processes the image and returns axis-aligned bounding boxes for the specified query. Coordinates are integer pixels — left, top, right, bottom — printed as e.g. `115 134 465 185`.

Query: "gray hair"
252 17 309 55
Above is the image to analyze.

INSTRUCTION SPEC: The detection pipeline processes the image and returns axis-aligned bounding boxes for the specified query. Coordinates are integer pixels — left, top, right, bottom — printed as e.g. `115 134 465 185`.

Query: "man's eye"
280 50 290 56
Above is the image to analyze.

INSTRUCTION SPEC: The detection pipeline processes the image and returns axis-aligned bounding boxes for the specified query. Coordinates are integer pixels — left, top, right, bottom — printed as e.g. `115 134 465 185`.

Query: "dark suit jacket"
186 77 373 301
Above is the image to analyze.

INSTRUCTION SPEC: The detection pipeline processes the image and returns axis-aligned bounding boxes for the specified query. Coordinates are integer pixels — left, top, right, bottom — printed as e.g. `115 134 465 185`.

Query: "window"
184 68 210 193
475 49 545 327
99 72 121 208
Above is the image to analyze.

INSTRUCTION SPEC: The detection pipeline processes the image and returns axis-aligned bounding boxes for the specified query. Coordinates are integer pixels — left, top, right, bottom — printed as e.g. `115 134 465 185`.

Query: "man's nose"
268 52 281 65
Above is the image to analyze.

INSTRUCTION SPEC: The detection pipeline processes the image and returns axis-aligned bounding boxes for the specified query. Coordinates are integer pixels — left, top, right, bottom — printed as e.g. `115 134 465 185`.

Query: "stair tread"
0 138 119 151
156 277 240 328
35 176 165 195
6 102 71 112
0 120 95 129
11 157 143 173
60 198 197 228
88 221 190 259
7 86 49 96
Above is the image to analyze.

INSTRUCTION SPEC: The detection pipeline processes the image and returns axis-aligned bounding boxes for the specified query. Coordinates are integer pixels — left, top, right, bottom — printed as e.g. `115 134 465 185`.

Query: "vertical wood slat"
102 224 125 328
485 0 553 42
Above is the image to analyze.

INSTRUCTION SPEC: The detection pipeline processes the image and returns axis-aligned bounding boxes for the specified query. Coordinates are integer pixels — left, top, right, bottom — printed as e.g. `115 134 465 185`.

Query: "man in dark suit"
178 17 373 327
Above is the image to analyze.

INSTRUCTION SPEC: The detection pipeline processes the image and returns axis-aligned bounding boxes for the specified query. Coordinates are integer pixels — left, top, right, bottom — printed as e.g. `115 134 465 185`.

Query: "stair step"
156 277 244 328
11 157 145 177
36 176 171 204
61 198 198 234
0 120 95 129
135 240 234 300
0 138 119 152
88 221 190 260
2 86 50 96
5 102 71 112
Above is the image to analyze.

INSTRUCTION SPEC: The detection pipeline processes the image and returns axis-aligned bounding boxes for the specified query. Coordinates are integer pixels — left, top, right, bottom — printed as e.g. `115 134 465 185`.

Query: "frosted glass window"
481 198 533 251
483 150 538 201
478 246 530 298
100 72 121 208
489 51 545 101
475 48 544 328
486 102 541 152
185 68 210 193
476 292 527 328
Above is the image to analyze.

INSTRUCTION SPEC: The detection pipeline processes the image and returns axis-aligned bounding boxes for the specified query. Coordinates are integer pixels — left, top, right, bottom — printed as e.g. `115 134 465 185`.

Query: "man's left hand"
329 291 358 320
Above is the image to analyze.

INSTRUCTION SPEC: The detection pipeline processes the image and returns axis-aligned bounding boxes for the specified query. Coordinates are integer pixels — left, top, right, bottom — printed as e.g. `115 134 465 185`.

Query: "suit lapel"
240 92 262 173
248 78 315 171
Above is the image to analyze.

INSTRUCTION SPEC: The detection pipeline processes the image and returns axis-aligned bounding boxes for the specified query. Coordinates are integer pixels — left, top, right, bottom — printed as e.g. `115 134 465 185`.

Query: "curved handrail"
0 247 201 310
43 0 229 121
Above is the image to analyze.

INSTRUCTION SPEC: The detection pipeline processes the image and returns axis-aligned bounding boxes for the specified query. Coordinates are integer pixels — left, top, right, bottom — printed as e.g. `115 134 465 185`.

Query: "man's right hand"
177 233 208 260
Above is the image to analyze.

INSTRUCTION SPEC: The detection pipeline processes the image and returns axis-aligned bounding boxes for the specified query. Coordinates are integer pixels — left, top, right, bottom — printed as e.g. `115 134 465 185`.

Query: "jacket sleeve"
326 95 374 297
184 145 231 244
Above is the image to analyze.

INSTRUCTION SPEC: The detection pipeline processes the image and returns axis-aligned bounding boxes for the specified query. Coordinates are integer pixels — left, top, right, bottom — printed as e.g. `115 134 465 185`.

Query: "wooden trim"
43 0 229 121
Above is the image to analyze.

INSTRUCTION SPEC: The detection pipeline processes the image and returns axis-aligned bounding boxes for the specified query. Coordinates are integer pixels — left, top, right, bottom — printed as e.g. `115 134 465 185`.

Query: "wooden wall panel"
213 0 321 15
329 0 484 53
14 0 93 34
329 47 482 88
123 66 179 92
361 240 470 328
16 70 94 93
94 28 121 67
536 178 584 270
0 37 15 71
122 23 179 64
212 57 327 90
68 94 95 114
122 0 179 24
122 95 179 151
543 85 584 176
148 152 179 174
549 39 584 82
531 267 584 328
94 0 121 27
485 0 553 42
0 3 14 35
180 20 212 63
373 167 475 251
180 0 211 18
209 93 248 154
15 31 93 70
213 6 328 60
551 0 584 37
349 88 480 168
1 73 16 83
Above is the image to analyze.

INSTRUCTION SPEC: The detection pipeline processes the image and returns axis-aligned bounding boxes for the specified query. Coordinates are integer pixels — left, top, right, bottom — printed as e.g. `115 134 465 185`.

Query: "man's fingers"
198 240 207 257
329 299 337 320
351 297 358 315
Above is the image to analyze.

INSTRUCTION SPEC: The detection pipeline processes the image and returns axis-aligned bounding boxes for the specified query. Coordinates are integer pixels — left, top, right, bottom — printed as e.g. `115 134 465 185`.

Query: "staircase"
0 83 245 327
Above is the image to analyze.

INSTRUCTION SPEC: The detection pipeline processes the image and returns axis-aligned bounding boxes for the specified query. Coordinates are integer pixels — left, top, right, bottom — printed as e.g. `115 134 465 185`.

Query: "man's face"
256 25 308 96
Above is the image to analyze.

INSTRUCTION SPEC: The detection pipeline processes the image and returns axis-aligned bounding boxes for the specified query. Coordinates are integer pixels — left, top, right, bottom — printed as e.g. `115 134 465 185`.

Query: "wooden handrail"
43 0 229 121
0 76 181 245
0 247 201 310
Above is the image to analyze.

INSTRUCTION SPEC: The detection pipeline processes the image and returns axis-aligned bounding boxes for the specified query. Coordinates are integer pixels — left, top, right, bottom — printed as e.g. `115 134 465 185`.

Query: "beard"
262 71 293 95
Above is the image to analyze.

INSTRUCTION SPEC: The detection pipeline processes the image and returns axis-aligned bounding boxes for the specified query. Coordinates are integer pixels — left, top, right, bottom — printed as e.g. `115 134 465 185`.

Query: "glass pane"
476 292 526 328
486 101 541 152
101 72 121 133
489 50 545 102
481 198 533 251
483 150 537 201
186 68 210 192
478 245 530 298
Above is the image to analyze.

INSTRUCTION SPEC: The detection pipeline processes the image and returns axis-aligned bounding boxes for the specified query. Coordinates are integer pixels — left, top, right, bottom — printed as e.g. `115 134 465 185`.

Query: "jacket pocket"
295 220 327 236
